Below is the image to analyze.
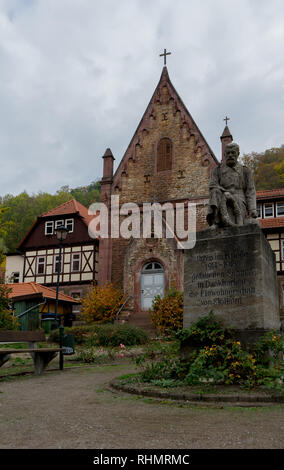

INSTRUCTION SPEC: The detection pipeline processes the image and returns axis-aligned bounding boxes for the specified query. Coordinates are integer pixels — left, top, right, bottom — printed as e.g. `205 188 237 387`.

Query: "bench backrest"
0 330 46 343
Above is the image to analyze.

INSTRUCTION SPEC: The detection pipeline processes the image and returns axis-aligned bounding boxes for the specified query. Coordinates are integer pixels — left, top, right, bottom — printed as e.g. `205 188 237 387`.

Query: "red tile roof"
40 198 95 226
256 189 284 199
17 198 98 249
6 282 80 303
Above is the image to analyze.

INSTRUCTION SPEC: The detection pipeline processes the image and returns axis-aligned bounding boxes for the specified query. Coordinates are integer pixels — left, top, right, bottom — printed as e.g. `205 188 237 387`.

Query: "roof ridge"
5 282 80 303
30 282 39 294
256 188 284 193
40 198 77 217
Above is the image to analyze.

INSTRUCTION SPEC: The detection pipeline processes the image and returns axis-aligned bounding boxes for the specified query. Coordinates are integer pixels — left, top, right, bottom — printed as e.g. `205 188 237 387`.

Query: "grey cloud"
0 0 283 196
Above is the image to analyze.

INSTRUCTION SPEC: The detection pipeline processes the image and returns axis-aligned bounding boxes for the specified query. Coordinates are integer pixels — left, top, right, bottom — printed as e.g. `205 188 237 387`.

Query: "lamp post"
54 224 68 370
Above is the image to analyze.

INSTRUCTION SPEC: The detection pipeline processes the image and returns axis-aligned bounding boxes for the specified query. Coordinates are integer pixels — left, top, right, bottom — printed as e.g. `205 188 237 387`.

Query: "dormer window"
55 220 64 230
45 221 54 235
65 219 74 233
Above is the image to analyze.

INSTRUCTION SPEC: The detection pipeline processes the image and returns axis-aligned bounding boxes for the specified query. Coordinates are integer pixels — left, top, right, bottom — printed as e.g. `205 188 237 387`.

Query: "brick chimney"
100 148 115 203
220 126 233 163
98 148 115 287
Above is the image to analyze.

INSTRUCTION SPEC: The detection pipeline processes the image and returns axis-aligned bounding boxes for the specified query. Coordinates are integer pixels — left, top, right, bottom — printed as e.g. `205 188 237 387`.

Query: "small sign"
62 346 74 355
62 334 75 355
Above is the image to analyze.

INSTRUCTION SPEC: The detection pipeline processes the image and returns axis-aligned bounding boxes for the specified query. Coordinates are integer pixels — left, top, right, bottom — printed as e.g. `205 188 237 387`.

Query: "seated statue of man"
206 142 259 228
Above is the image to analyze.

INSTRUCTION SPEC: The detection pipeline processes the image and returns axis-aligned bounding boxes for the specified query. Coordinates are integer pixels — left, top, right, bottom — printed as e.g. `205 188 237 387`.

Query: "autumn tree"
80 283 125 324
0 204 11 265
241 145 284 190
0 280 18 330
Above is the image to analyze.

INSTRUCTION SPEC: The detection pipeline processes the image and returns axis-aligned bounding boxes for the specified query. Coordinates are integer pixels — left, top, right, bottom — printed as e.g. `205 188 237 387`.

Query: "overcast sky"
0 0 283 196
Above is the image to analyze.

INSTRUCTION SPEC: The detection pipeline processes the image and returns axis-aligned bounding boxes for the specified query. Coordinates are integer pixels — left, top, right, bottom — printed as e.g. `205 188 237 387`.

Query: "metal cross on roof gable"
159 48 171 66
223 116 230 126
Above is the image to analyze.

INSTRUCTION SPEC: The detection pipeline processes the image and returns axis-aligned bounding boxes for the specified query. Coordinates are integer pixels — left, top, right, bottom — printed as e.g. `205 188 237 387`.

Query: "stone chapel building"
98 65 221 328
5 65 284 328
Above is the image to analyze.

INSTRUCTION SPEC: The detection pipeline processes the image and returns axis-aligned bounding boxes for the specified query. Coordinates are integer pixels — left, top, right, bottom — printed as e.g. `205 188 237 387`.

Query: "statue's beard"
226 159 236 167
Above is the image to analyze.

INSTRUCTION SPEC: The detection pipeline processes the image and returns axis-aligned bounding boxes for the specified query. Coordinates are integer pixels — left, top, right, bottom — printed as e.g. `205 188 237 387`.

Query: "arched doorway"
140 261 165 310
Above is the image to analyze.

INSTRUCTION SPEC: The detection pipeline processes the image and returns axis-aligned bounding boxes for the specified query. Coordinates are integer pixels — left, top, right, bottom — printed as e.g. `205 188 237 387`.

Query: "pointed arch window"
157 138 172 172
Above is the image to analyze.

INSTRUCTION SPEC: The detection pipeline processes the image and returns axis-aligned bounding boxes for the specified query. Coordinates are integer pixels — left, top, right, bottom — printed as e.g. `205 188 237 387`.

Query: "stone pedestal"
183 225 280 343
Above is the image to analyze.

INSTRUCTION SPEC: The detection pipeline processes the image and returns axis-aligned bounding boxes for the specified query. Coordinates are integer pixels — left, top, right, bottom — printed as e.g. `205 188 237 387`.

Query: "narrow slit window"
257 203 262 218
157 138 172 172
54 255 62 273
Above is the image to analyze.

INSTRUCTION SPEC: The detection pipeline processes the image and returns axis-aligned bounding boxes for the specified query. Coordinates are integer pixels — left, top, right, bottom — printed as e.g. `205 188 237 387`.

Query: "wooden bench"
0 330 63 375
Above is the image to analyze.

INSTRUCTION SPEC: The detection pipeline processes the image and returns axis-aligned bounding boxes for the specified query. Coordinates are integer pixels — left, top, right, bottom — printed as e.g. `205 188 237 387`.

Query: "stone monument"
183 142 280 345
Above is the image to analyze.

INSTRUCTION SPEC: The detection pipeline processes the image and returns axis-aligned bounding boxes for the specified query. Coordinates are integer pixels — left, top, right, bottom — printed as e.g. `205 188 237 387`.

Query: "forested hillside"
0 145 283 255
0 181 100 253
241 145 284 190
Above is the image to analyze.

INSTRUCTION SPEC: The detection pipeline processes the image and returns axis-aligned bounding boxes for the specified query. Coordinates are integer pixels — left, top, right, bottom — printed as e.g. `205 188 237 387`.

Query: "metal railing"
115 296 132 324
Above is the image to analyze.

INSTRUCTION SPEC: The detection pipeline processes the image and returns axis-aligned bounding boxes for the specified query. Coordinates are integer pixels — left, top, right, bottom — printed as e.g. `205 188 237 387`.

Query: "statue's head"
224 142 239 167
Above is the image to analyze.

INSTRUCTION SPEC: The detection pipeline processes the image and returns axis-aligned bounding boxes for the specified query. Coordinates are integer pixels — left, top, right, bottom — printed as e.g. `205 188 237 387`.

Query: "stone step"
125 313 157 335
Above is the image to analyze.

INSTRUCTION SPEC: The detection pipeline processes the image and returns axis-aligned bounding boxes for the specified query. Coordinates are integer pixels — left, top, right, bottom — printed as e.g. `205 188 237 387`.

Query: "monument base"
183 224 280 347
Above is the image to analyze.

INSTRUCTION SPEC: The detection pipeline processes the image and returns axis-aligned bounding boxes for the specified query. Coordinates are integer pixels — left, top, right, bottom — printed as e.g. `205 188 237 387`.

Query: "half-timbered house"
14 199 98 310
257 189 284 320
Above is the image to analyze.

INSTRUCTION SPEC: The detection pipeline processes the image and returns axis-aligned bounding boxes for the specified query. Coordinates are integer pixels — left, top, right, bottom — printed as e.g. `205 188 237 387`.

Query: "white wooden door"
140 262 164 310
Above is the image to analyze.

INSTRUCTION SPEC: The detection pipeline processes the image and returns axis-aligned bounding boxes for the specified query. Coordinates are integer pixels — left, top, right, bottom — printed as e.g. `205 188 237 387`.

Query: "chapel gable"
109 66 218 204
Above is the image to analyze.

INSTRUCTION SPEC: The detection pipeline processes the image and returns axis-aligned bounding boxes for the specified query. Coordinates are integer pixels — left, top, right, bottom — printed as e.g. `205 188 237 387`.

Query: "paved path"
0 363 283 449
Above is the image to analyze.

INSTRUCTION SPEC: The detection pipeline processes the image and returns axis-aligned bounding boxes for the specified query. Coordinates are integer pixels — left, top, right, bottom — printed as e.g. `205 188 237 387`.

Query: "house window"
12 272 20 283
37 256 46 275
54 255 62 273
282 284 284 306
71 292 81 313
55 220 64 230
45 221 54 235
282 240 284 260
71 292 81 300
256 203 262 218
71 253 81 272
65 219 74 233
276 202 284 217
264 203 274 218
157 138 172 172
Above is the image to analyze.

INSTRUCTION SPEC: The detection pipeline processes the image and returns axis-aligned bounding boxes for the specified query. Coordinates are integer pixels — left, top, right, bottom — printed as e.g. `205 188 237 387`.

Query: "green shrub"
0 310 19 330
49 323 148 347
86 324 148 347
48 325 91 345
175 311 233 347
137 312 284 393
0 282 18 330
254 330 284 365
74 347 116 364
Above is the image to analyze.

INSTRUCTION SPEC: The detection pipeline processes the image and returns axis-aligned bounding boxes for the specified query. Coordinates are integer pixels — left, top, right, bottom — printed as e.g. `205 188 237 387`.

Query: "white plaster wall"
5 255 24 282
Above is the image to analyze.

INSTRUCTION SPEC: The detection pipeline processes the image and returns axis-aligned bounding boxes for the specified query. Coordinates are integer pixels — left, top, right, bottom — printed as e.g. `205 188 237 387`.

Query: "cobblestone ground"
0 363 283 449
